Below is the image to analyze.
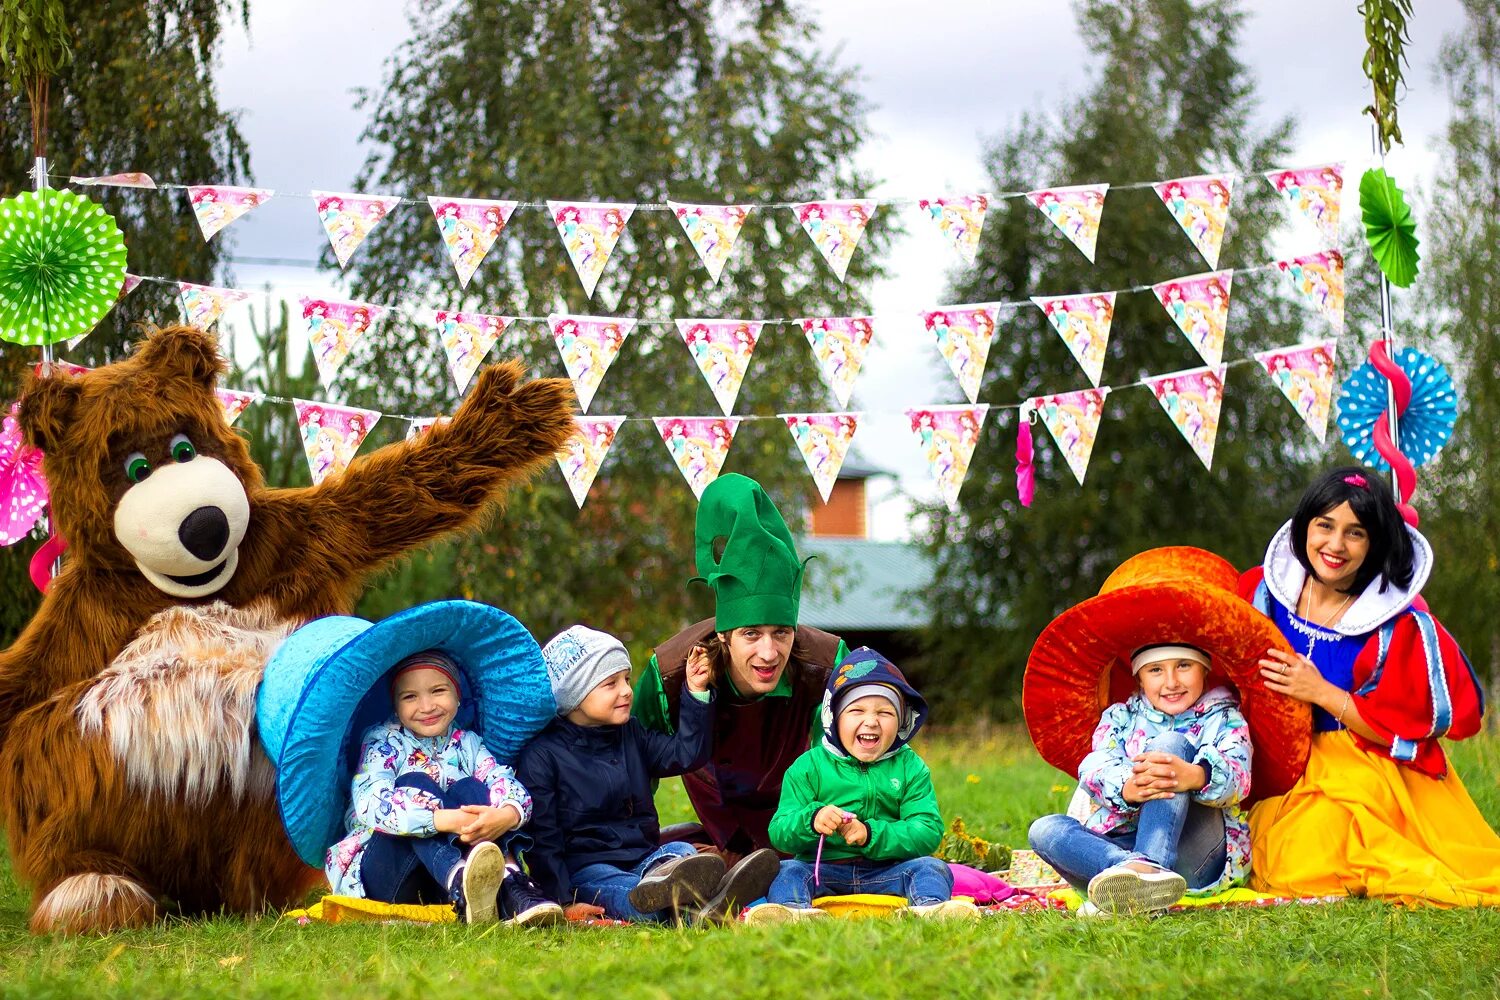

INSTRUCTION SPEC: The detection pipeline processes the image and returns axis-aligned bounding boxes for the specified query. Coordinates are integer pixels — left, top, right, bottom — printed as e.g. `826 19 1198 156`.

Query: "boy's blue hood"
819 647 928 761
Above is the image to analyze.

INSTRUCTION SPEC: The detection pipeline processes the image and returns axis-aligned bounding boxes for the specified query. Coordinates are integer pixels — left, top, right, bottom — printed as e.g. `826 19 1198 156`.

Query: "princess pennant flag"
69 273 144 350
559 416 625 508
782 412 859 503
1031 292 1116 387
1030 387 1109 486
1276 250 1345 332
179 282 251 330
313 191 402 268
675 319 764 416
428 196 517 288
69 172 155 188
187 185 273 241
799 316 875 409
655 416 741 500
549 314 636 412
301 297 387 385
549 201 635 299
293 400 382 486
1151 270 1234 368
1144 365 1228 470
669 202 751 282
792 200 877 282
906 405 988 512
434 310 510 393
215 388 260 427
406 416 451 441
922 305 999 404
1153 175 1234 269
1264 163 1343 247
1026 184 1109 262
917 195 988 263
1255 340 1337 442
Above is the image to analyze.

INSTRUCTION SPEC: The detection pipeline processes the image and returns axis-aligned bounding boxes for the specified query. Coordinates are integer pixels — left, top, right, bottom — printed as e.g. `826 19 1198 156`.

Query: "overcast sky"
198 0 1470 538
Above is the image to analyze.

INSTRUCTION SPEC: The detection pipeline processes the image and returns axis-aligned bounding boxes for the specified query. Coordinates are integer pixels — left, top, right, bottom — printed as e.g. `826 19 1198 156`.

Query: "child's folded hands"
457 803 523 843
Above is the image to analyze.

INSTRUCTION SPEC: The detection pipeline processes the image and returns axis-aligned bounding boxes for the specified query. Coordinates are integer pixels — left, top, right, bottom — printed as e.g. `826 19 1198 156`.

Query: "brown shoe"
692 848 781 925
627 853 726 914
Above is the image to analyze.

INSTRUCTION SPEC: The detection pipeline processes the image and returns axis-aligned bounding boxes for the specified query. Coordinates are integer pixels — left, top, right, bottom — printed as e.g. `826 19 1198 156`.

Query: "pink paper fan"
1 405 48 546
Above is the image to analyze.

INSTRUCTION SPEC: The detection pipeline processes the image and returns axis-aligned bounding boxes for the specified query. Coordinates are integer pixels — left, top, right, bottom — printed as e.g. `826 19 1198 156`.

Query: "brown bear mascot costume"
0 325 575 934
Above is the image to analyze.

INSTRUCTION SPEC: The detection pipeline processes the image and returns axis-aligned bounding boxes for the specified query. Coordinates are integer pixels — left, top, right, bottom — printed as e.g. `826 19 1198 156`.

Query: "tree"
1415 0 1500 685
913 0 1343 717
341 0 889 652
0 0 251 644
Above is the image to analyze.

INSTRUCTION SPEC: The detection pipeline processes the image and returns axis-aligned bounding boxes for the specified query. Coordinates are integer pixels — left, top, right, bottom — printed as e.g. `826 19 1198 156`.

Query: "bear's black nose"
178 506 230 561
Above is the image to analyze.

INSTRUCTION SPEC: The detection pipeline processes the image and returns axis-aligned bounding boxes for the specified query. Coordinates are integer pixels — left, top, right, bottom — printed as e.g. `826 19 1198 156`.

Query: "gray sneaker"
692 848 781 925
1086 863 1186 915
627 852 726 914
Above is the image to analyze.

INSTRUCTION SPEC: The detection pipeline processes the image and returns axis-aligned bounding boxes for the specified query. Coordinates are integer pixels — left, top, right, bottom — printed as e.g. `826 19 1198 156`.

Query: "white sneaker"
743 903 828 925
907 898 981 920
1086 863 1186 915
457 842 506 924
1075 901 1112 918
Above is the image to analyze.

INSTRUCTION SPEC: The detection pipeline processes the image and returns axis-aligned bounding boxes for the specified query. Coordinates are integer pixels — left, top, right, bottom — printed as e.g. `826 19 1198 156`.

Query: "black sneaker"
692 848 780 925
626 853 726 914
498 870 565 927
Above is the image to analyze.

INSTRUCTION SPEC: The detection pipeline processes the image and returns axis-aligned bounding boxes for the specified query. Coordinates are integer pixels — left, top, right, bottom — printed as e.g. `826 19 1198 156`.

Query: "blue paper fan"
1336 346 1457 469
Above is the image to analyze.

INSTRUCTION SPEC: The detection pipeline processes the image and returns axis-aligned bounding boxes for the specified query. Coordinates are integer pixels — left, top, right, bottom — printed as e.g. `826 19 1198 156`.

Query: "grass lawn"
3 726 1499 999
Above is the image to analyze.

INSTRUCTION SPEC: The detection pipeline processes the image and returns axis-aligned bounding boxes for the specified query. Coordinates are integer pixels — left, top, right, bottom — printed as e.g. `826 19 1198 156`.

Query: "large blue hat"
257 600 554 867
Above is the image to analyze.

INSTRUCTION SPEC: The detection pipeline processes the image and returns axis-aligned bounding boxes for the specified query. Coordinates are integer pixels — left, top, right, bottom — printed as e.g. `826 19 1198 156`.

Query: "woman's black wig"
1291 465 1415 594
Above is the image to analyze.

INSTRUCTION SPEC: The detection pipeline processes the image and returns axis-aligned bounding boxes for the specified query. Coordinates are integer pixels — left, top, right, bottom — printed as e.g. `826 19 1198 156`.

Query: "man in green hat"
634 474 849 861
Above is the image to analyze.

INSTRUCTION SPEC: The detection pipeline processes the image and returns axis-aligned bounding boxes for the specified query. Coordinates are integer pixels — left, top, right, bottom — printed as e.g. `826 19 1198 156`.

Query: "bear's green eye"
169 434 196 463
125 453 151 483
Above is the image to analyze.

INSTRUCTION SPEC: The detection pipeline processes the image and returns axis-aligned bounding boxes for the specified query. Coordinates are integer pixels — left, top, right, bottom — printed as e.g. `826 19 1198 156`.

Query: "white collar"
1261 519 1432 635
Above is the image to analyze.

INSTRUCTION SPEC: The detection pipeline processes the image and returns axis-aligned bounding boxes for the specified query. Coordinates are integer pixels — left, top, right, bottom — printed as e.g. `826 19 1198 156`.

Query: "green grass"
4 728 1500 1000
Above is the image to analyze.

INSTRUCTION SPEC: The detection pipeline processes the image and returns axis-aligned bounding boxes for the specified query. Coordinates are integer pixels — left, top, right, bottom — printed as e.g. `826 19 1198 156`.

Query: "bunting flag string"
1153 174 1233 269
1276 249 1345 332
1026 184 1109 262
293 399 381 485
187 185 273 241
675 318 763 416
793 200 875 281
435 310 510 393
559 415 625 508
799 316 875 409
301 297 386 385
1028 387 1110 486
669 202 751 282
428 197 517 288
215 388 260 426
1143 364 1228 470
549 314 635 412
549 200 635 298
917 195 988 263
922 304 998 404
655 416 741 499
1264 163 1343 246
782 412 860 503
180 281 252 329
1151 270 1233 368
1030 292 1115 388
314 191 401 269
906 405 988 512
1254 339 1337 442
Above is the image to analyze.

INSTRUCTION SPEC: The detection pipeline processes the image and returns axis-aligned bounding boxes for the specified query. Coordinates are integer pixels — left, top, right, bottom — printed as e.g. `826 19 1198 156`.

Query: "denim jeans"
360 773 491 904
1028 731 1228 893
570 841 699 922
767 856 954 908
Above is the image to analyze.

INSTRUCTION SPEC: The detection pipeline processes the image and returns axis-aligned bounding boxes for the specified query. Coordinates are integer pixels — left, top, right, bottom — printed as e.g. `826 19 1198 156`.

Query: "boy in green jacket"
751 648 979 923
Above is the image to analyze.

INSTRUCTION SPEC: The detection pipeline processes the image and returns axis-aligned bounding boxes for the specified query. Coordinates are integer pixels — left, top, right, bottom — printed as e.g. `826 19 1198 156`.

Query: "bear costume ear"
136 325 226 389
18 371 85 452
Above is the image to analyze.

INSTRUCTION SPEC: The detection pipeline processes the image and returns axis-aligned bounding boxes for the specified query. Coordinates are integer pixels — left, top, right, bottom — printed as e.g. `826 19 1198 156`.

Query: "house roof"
797 537 933 632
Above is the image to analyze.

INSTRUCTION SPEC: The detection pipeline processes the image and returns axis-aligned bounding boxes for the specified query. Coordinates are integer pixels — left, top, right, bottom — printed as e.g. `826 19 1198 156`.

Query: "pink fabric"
1015 417 1035 507
948 863 1018 904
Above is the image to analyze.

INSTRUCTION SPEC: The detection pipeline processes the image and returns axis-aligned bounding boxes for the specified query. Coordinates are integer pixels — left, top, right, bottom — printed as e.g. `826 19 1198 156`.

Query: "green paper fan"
0 189 128 347
1359 167 1420 288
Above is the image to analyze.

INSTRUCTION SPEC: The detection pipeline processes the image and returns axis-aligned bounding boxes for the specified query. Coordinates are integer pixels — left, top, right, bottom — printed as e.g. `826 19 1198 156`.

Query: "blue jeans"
1028 732 1227 893
360 773 492 904
767 856 954 907
570 842 699 922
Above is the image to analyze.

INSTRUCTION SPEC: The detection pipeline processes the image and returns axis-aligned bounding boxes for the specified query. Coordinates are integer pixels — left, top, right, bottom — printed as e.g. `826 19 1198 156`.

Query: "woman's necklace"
1294 583 1353 661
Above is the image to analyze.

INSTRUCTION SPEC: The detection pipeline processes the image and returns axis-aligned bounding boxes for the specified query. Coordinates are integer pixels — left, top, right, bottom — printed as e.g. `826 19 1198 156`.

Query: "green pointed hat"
694 474 804 631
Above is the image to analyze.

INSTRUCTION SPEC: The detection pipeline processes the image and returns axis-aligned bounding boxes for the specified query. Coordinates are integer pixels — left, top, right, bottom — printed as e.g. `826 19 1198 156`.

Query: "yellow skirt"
1249 730 1500 906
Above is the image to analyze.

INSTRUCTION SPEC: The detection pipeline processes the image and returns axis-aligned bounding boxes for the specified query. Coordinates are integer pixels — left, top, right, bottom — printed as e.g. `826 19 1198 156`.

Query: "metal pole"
1371 125 1401 488
33 156 52 370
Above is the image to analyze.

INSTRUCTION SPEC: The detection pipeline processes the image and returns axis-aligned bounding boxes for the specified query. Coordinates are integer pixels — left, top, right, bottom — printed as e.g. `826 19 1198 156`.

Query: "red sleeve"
1348 612 1485 778
1237 566 1265 603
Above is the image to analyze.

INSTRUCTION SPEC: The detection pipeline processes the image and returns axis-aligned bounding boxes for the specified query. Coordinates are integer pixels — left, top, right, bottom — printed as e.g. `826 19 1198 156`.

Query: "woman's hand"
457 803 521 844
1258 648 1336 704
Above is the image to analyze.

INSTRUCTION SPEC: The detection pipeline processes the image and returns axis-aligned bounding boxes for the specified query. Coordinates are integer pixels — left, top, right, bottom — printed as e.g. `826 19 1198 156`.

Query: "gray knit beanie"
541 624 633 716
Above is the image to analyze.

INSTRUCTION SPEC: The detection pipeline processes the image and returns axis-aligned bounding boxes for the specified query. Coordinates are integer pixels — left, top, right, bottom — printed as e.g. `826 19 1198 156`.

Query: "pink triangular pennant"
1153 175 1234 269
215 388 260 426
559 416 625 508
313 191 401 268
798 316 875 409
301 297 386 385
674 319 764 416
905 405 988 512
293 400 382 486
1030 292 1115 388
187 185 273 241
406 416 451 441
548 314 635 412
792 200 876 282
1030 388 1110 486
68 273 144 350
69 172 155 189
1254 340 1337 442
1264 163 1343 246
654 416 741 500
782 412 859 503
428 196 517 288
548 201 635 299
1026 184 1109 262
1151 271 1233 368
178 282 252 329
434 311 510 393
1143 365 1228 470
1276 249 1345 332
1 404 48 546
917 195 988 263
921 304 998 404
668 202 752 282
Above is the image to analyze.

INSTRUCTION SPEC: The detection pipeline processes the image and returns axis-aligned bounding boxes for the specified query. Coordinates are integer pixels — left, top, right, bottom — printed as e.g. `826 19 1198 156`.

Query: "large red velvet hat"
1023 546 1310 801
